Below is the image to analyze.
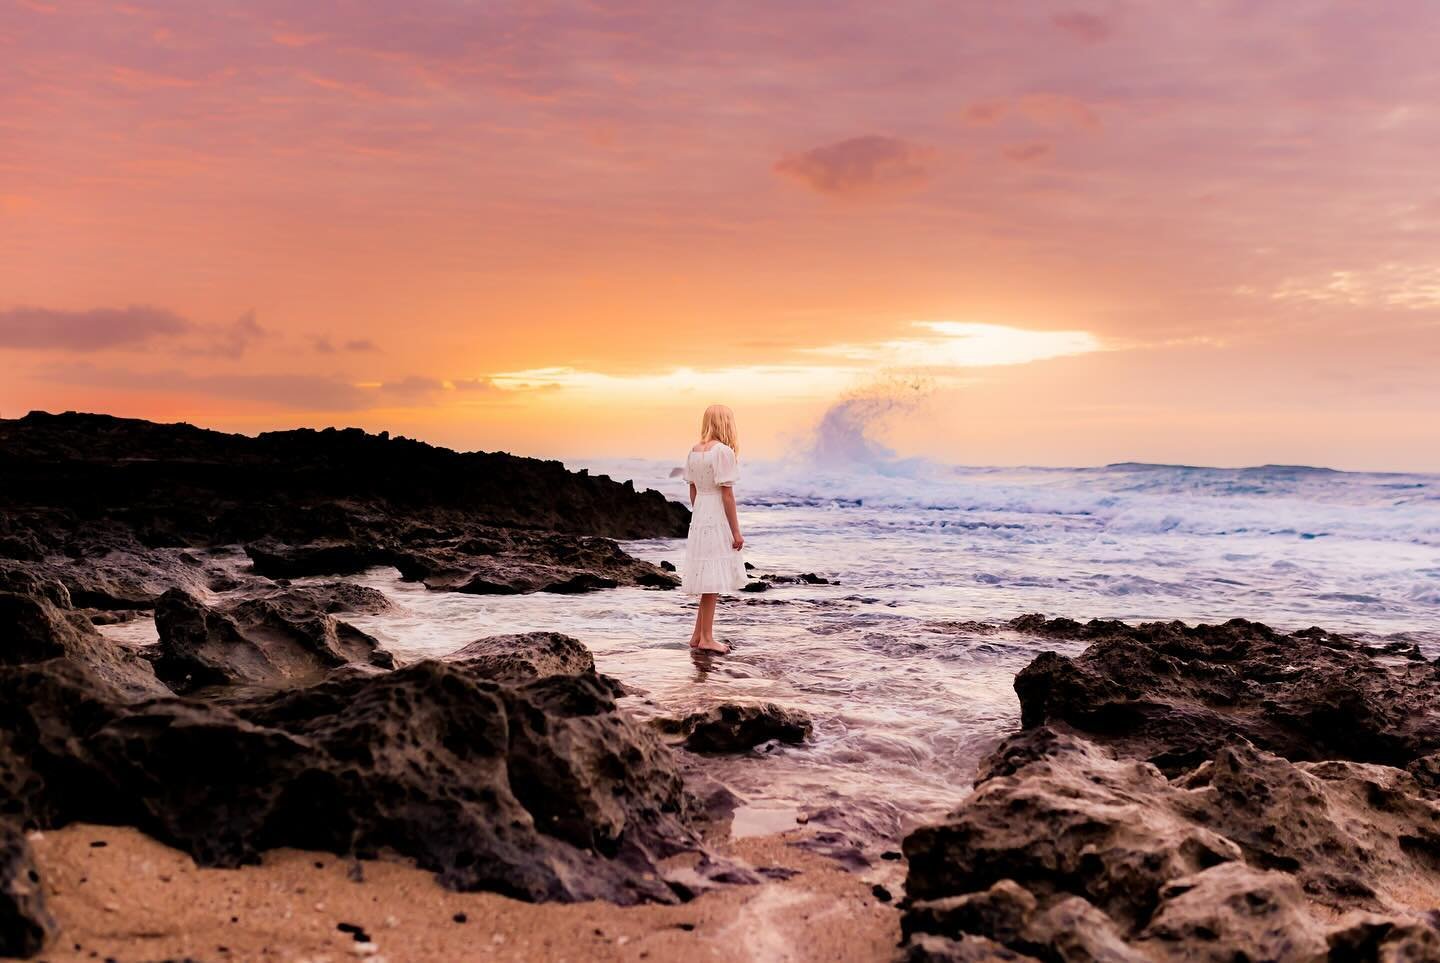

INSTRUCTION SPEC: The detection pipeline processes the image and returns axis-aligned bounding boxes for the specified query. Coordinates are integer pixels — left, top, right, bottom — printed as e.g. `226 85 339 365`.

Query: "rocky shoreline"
0 413 717 957
3 412 1439 961
897 618 1440 961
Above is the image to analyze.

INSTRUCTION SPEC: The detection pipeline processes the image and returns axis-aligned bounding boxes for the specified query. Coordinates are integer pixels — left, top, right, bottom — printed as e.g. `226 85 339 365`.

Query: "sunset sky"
4 1 1439 470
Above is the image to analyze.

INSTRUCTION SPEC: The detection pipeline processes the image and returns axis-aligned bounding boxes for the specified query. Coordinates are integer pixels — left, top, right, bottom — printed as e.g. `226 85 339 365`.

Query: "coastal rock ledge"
0 411 685 606
0 570 745 957
897 618 1440 962
0 653 729 907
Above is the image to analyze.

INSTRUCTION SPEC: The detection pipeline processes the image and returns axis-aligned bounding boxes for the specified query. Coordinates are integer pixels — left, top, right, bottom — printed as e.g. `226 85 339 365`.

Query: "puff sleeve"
714 444 739 486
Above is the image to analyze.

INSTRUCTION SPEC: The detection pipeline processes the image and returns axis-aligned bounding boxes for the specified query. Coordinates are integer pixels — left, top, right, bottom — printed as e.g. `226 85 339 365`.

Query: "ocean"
309 450 1440 848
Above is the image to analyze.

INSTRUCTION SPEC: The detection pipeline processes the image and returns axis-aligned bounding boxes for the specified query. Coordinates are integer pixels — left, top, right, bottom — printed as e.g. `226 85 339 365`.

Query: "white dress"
681 443 747 595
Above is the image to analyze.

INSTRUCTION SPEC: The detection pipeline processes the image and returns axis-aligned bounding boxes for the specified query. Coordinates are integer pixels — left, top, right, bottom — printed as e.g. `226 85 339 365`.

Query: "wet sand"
20 824 901 963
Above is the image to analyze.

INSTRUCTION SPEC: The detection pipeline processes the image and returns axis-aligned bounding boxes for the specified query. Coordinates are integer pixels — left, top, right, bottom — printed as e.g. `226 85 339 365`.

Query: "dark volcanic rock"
0 411 688 548
152 588 394 691
261 581 394 615
2 546 217 611
245 539 380 578
656 703 813 753
442 632 595 683
394 529 676 596
1010 615 1440 773
0 412 687 603
758 572 832 585
0 656 721 904
898 726 1440 961
0 582 164 698
898 932 1042 962
0 821 57 959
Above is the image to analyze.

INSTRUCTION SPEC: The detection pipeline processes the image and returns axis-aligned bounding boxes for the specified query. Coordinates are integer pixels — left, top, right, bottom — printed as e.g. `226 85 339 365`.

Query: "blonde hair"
699 404 739 456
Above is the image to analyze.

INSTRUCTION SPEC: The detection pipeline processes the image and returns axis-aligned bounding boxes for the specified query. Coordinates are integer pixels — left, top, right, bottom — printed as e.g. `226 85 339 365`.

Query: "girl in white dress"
683 404 746 653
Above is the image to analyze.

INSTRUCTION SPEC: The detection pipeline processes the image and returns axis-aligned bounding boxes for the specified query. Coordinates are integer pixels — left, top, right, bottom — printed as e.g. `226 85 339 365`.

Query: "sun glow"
488 323 1103 404
810 321 1104 368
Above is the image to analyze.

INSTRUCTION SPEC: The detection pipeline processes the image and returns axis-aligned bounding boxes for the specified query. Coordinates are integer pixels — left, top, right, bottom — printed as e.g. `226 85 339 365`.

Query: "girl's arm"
689 482 697 507
721 486 744 550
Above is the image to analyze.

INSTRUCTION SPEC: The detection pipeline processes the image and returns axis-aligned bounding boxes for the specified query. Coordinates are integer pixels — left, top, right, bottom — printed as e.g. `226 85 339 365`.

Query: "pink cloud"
1003 142 1052 162
1051 11 1112 43
774 135 931 198
0 305 189 352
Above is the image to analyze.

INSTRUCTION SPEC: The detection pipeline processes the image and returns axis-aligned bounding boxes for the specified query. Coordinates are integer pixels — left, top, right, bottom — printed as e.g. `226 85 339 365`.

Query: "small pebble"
383 915 399 928
452 912 467 924
338 922 372 943
89 840 107 848
103 901 120 913
871 884 893 903
880 851 903 861
351 942 380 957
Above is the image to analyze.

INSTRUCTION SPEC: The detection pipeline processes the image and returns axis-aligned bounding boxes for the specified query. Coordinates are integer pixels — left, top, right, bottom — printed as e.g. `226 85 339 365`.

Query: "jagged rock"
260 582 394 615
1172 742 1440 912
759 572 832 585
655 703 813 753
1026 896 1148 961
0 822 57 959
1011 616 1440 773
152 588 394 691
398 530 673 596
899 726 1440 961
659 560 677 572
1134 863 1329 961
1326 915 1440 960
6 544 226 612
245 539 381 578
0 571 70 609
443 633 595 683
898 933 1042 962
0 534 43 562
903 729 1242 932
0 586 164 698
901 881 1036 946
0 656 724 904
1408 751 1440 790
635 570 681 589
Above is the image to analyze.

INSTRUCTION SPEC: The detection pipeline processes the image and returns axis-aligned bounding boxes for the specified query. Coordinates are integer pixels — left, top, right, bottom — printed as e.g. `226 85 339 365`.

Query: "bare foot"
695 638 729 654
688 636 702 648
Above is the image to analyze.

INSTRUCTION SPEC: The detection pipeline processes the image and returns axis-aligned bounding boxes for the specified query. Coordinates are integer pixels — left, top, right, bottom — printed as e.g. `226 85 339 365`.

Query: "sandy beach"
20 824 900 963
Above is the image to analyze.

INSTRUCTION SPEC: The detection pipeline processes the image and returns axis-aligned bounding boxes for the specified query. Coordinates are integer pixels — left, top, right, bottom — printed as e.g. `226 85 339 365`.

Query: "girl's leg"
696 594 728 653
689 598 704 647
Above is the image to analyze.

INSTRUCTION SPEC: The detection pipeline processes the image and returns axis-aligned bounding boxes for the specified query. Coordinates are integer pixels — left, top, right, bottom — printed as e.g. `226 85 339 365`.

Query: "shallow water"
103 457 1440 848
